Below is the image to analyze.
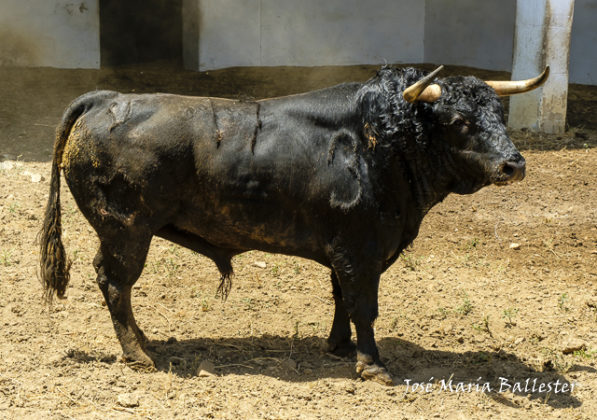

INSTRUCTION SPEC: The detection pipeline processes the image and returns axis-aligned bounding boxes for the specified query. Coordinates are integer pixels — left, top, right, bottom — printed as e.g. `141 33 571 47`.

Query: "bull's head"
402 66 548 194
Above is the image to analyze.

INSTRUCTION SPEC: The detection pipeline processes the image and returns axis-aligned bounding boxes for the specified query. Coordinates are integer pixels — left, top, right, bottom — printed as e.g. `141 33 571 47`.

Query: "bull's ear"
485 67 549 96
403 65 443 103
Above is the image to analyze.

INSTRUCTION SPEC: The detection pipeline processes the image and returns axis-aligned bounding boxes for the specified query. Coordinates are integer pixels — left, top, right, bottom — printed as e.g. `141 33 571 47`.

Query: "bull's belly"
171 199 324 258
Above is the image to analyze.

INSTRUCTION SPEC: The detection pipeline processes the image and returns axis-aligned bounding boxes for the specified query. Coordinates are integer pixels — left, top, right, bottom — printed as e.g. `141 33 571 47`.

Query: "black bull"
40 66 545 385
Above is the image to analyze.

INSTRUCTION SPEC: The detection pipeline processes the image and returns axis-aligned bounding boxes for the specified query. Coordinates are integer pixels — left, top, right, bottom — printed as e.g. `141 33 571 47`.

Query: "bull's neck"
384 137 454 218
408 151 451 215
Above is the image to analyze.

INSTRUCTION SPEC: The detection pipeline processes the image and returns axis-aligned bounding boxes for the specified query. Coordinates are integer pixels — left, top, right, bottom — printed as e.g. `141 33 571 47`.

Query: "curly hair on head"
356 67 436 152
356 67 507 155
436 75 506 131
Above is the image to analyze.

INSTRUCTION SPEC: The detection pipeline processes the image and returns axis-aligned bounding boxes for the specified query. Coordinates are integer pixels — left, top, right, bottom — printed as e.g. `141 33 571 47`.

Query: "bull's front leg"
330 250 393 385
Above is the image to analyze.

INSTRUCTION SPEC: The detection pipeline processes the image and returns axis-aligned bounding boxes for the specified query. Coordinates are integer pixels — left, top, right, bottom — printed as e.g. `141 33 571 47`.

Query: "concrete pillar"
508 0 574 133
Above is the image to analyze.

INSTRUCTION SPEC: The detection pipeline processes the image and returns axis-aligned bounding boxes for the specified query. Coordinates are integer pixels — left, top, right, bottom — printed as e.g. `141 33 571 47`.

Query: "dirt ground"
0 64 595 419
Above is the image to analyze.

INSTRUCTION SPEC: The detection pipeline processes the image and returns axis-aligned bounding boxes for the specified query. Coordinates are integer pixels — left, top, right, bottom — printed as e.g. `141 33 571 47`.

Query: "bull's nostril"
499 159 526 182
502 163 515 176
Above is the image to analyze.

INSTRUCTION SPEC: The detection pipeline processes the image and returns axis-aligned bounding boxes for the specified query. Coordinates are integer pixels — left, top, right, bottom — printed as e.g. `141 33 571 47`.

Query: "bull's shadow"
146 335 585 409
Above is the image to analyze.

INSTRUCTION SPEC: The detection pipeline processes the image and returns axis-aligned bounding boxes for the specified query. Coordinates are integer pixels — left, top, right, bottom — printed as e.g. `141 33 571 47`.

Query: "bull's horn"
485 66 550 96
403 65 444 103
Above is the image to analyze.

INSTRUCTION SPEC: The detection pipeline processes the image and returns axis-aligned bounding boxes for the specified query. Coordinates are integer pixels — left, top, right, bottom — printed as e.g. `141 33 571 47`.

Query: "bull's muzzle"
495 154 526 185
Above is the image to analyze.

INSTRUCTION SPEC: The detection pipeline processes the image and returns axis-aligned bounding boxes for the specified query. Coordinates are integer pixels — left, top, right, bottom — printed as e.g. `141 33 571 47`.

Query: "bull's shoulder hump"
258 83 361 119
257 82 362 104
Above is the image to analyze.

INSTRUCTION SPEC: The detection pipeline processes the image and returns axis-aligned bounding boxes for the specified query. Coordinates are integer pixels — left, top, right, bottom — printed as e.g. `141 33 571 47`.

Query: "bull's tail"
39 92 113 301
39 101 86 301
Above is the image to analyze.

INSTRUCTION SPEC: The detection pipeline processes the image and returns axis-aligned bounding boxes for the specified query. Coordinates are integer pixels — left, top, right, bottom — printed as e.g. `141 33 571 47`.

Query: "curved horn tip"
539 66 550 83
428 64 445 77
485 66 550 96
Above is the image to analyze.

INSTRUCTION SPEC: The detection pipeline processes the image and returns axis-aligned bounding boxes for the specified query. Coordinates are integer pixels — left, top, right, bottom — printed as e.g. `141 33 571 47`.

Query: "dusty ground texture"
0 64 596 419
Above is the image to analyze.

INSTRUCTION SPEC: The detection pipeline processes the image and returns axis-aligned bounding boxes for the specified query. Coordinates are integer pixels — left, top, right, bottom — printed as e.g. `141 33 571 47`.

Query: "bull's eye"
449 116 470 133
450 116 466 127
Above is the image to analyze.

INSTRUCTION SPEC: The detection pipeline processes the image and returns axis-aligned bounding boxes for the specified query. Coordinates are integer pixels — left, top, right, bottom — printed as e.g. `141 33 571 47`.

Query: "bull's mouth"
492 173 524 186
493 179 517 186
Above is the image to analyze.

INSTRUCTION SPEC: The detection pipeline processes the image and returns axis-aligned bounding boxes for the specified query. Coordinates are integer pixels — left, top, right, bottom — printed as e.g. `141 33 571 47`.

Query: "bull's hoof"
122 349 155 371
327 339 356 357
355 361 393 385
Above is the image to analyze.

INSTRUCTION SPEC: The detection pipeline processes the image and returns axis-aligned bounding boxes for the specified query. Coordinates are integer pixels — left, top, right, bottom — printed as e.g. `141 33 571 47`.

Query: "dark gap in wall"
99 0 182 68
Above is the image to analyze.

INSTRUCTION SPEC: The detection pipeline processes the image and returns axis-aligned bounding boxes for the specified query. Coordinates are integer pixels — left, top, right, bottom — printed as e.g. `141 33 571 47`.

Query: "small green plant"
456 297 473 316
168 245 181 257
201 299 210 312
190 354 203 375
8 202 19 214
542 347 572 373
309 321 320 334
573 348 596 359
558 293 569 312
483 315 491 334
293 264 301 275
390 316 400 330
502 307 519 327
472 315 492 336
243 297 255 311
400 253 420 271
271 264 280 277
467 237 480 250
162 257 181 279
0 248 14 266
148 261 159 274
474 351 490 364
436 307 448 320
66 204 78 216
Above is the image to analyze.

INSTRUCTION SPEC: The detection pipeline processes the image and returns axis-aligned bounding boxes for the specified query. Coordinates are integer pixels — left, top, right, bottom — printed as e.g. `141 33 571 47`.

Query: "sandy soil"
0 64 595 419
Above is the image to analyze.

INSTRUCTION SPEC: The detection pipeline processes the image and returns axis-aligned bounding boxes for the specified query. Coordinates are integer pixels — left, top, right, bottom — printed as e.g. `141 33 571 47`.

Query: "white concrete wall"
0 0 99 68
570 0 597 85
1 0 596 86
196 0 260 69
195 0 517 72
197 0 425 70
424 0 516 71
193 0 596 86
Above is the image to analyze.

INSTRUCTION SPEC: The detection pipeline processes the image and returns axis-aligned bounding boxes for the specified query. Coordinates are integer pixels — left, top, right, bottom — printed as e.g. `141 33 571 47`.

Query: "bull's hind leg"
93 231 153 367
327 272 355 356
